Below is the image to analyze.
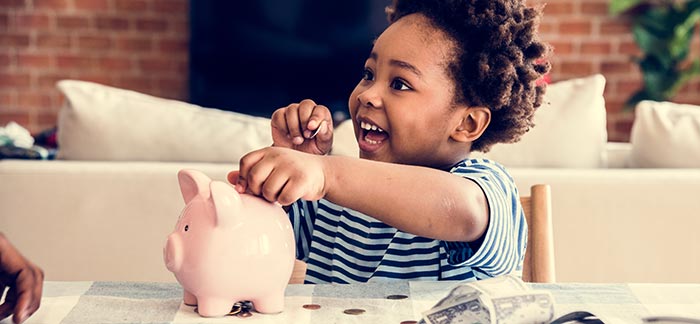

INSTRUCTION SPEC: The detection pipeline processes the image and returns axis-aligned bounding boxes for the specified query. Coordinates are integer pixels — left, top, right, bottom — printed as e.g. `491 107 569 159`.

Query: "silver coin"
227 305 242 316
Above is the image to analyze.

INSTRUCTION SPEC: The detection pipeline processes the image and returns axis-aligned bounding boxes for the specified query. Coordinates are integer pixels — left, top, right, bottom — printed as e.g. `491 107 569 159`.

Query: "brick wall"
0 0 189 134
532 0 700 141
1 0 699 142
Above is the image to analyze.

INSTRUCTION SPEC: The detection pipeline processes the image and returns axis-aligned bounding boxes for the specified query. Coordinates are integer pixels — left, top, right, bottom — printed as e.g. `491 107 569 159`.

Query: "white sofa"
2 76 700 284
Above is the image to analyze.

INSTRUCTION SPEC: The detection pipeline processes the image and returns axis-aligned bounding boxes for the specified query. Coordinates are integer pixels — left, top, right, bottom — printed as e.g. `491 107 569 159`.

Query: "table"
4 281 700 324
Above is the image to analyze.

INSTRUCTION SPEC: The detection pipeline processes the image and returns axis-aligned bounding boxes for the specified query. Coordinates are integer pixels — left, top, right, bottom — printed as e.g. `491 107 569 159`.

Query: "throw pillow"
330 119 359 157
471 74 608 168
56 80 272 163
331 74 609 168
629 101 700 168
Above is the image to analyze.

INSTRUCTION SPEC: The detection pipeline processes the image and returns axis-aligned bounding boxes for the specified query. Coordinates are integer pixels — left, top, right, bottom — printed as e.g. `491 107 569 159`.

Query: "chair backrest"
521 184 556 283
288 184 555 284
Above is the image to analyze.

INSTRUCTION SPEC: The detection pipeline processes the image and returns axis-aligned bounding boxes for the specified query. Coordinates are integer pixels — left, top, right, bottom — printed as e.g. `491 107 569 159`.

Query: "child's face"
348 13 466 168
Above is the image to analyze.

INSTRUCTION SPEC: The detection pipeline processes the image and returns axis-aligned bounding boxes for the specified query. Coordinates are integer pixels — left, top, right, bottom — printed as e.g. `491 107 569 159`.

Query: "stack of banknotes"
421 274 554 324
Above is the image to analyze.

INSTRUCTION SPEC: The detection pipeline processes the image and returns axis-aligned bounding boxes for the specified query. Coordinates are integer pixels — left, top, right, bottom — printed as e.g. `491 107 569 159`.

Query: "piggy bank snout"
164 233 183 273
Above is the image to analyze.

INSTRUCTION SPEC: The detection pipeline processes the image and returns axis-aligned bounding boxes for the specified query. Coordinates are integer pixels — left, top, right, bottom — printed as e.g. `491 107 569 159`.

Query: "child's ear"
450 106 491 143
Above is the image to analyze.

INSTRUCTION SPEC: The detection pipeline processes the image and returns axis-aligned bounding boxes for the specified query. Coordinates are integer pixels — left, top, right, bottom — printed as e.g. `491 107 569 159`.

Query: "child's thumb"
227 171 240 185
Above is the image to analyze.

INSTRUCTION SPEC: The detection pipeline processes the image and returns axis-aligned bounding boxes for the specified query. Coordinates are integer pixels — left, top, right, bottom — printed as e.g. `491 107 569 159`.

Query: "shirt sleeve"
441 160 528 277
287 199 318 262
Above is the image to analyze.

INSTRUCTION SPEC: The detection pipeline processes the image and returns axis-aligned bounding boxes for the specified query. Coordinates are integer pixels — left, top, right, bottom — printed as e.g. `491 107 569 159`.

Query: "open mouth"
359 120 389 147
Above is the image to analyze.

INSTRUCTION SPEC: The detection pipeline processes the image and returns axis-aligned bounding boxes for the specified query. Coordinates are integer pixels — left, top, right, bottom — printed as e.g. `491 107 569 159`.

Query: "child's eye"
390 79 411 91
362 68 374 81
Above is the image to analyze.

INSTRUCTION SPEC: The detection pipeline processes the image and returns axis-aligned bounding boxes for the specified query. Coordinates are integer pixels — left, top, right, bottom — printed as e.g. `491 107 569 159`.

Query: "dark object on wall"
189 0 390 121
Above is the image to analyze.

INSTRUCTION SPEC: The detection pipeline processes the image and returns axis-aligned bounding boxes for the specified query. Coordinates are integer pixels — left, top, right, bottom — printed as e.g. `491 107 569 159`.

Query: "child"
229 0 549 284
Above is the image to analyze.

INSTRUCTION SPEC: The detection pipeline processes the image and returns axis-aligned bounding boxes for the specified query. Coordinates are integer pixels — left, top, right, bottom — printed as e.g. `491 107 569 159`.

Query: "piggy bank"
163 169 295 317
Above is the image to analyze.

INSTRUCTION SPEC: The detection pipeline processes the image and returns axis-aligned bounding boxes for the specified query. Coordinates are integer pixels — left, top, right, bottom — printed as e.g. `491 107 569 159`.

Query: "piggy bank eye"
184 225 189 232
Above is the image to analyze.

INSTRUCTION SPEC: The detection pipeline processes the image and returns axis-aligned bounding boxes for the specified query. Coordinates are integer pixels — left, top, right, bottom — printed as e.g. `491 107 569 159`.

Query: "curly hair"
386 0 550 152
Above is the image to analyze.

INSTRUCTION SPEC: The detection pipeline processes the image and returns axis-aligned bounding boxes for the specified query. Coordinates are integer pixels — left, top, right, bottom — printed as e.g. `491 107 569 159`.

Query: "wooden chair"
288 184 555 284
521 184 555 283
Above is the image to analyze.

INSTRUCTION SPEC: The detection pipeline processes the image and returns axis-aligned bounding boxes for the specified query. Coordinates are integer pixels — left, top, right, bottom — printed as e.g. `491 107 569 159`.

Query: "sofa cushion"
472 74 608 168
332 74 609 168
56 80 272 163
629 100 700 168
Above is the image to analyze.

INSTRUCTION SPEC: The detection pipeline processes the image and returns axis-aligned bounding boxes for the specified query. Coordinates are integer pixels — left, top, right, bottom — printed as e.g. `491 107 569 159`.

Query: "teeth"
360 121 384 132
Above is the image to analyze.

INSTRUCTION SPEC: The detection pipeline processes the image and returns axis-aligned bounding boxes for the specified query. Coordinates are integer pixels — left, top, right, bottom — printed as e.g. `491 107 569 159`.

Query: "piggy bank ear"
209 181 241 228
178 169 212 203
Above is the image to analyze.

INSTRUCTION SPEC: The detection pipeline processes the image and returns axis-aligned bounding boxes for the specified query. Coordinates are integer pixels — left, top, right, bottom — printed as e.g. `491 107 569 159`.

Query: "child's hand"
0 234 44 324
271 99 333 155
228 147 328 205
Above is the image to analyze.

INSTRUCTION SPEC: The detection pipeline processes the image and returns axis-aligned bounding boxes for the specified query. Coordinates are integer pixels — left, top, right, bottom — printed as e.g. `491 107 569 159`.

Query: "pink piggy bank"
163 169 295 317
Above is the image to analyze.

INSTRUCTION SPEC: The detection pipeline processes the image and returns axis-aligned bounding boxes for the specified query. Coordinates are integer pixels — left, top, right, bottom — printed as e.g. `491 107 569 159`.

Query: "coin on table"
343 308 366 315
302 304 321 310
386 294 408 300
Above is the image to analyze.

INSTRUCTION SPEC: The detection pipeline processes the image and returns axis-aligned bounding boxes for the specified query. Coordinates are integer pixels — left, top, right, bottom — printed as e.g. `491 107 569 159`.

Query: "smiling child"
229 0 550 283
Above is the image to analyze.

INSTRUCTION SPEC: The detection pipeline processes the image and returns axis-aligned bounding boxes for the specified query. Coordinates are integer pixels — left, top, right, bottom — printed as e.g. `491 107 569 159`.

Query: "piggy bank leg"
183 290 197 306
251 290 285 314
196 297 234 317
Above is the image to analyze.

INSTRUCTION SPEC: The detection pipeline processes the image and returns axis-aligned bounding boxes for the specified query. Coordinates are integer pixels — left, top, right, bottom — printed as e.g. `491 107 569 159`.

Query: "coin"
400 321 418 324
386 294 408 300
227 305 242 316
302 304 321 310
343 308 366 315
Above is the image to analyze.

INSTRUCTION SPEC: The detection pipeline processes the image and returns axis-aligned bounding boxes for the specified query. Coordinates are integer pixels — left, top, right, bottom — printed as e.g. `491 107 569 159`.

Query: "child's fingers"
270 109 290 142
260 168 291 203
283 104 304 145
297 100 317 138
13 266 42 324
304 104 331 138
227 170 247 193
12 291 32 324
226 170 239 184
237 149 268 195
277 178 309 206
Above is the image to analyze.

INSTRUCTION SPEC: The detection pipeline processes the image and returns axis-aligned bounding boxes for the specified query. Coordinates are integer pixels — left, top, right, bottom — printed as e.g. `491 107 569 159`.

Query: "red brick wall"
1 0 699 142
0 0 189 134
533 0 700 141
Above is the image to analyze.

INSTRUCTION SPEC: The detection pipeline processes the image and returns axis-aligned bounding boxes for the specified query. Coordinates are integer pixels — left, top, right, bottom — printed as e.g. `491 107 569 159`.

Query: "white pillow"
629 101 700 168
331 119 359 157
56 80 272 163
332 75 609 168
472 74 608 168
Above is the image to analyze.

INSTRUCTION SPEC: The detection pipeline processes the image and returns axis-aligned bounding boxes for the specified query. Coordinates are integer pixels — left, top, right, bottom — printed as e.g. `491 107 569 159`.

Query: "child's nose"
357 87 382 109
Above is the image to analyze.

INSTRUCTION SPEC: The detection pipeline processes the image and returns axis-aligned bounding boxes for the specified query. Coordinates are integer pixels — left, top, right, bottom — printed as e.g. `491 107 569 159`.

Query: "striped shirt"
288 158 527 284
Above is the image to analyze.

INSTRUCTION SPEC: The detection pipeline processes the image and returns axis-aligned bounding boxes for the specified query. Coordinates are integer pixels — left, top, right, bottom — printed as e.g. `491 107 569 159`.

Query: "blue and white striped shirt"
288 158 527 284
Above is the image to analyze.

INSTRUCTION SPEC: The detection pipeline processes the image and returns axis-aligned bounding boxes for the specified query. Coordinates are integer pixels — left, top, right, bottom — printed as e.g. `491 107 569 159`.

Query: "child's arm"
270 99 334 155
233 147 489 243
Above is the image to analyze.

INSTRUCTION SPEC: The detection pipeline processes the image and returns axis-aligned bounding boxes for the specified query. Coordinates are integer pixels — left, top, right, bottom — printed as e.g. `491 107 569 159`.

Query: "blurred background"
2 0 700 142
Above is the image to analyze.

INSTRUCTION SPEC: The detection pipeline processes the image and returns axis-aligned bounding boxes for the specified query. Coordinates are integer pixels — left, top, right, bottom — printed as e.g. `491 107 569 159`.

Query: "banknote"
423 295 491 324
432 284 481 309
491 291 554 324
422 274 554 324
